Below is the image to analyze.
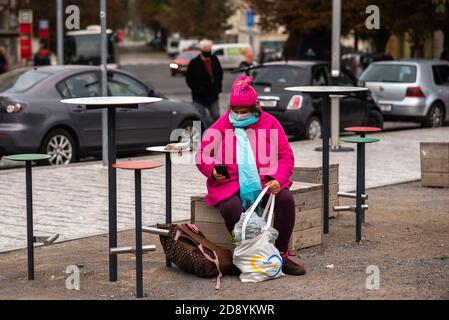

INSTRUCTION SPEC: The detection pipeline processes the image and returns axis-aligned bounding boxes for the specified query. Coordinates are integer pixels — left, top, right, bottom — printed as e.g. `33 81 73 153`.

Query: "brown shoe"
281 252 306 276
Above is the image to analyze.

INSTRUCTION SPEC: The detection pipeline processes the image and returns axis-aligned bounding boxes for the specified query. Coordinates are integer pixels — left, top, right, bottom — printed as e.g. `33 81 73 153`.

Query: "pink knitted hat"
229 75 258 107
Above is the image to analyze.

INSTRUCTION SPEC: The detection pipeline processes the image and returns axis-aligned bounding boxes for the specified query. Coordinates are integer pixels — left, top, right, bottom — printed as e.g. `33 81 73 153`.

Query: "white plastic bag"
233 187 285 283
232 193 279 242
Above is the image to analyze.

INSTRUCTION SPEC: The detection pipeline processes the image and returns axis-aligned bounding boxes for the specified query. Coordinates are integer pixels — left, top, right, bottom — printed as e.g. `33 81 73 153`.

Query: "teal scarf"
229 112 262 212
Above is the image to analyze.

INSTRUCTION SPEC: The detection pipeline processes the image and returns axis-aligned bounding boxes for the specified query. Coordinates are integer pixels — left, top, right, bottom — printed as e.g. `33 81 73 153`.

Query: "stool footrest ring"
110 245 156 255
142 226 170 236
333 204 369 212
34 233 59 246
338 192 368 200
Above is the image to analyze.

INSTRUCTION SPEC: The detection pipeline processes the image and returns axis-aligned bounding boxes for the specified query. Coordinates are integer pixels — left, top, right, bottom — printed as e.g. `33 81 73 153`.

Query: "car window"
0 69 51 93
56 81 71 98
108 73 148 97
312 67 328 86
59 72 101 98
177 52 198 59
432 65 449 85
213 49 224 56
360 64 417 83
252 66 305 86
65 34 115 65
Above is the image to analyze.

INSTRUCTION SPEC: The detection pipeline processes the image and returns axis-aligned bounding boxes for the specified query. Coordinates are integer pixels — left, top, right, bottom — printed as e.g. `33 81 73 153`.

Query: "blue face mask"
230 111 255 121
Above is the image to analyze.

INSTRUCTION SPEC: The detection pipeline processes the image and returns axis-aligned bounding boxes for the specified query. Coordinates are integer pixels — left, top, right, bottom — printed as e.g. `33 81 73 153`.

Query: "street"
0 46 422 170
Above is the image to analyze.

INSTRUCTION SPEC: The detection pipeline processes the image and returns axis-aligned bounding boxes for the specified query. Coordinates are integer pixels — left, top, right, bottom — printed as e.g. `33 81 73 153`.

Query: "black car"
250 61 383 140
0 66 206 165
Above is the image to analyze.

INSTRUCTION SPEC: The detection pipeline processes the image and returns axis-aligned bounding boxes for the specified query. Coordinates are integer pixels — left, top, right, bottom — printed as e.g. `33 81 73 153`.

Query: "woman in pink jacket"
196 75 306 276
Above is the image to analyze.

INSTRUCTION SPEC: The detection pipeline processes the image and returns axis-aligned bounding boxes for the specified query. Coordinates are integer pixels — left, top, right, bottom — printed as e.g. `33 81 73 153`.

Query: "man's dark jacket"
186 54 223 107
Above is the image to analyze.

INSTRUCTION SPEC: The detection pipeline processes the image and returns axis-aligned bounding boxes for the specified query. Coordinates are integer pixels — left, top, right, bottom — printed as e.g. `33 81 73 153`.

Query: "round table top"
112 161 162 170
146 146 191 153
344 126 382 133
285 86 368 94
4 154 52 162
61 96 163 106
341 137 380 144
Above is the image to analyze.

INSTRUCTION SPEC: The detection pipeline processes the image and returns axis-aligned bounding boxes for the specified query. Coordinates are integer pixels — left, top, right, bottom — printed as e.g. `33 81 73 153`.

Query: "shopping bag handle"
241 186 269 241
263 194 275 231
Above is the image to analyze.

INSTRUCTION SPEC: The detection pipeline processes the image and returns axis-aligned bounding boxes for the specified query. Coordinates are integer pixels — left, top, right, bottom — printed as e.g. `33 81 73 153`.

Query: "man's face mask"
201 51 212 58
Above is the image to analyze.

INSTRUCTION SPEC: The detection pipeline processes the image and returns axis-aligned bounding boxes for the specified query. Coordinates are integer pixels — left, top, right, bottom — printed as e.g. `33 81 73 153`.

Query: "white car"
360 59 449 127
212 43 253 70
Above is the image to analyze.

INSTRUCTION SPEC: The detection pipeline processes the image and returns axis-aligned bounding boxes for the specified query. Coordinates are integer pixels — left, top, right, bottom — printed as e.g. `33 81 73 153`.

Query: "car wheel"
40 129 77 166
367 109 384 129
422 103 445 128
304 116 322 140
171 70 177 77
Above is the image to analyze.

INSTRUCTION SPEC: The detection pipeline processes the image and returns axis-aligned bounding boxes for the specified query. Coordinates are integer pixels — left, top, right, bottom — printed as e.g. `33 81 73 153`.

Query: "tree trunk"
372 29 390 54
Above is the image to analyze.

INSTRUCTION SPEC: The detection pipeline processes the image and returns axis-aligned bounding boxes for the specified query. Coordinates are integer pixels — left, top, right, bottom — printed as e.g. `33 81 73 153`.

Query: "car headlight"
170 63 179 69
6 103 24 113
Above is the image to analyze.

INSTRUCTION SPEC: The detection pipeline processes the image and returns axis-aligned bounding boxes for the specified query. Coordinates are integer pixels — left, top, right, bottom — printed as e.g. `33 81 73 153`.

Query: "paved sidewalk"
0 126 448 253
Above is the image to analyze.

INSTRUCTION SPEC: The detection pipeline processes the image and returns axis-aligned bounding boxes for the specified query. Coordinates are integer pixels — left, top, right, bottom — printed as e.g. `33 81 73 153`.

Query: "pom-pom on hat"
229 75 258 107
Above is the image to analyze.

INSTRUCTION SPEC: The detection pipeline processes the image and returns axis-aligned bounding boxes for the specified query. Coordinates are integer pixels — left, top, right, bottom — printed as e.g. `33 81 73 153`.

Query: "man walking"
186 39 223 122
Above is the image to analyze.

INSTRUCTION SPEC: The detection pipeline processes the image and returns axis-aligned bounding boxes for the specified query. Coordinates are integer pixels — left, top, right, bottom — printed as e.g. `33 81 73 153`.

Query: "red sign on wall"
20 38 32 60
19 10 33 61
39 19 50 49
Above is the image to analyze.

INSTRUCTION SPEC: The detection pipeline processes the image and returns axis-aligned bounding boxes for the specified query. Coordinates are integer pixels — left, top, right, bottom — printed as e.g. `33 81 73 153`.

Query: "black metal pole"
322 95 330 234
108 108 118 281
135 169 143 298
165 153 172 267
356 143 363 242
25 161 34 281
361 132 366 223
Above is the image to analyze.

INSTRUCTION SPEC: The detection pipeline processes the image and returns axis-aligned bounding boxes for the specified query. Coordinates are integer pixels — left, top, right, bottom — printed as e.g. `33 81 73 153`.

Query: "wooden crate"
291 164 339 217
191 181 323 251
291 164 339 185
420 142 449 187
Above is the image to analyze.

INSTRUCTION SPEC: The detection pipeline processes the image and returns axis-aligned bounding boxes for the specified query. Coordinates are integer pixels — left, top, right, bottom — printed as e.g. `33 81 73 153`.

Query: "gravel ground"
0 181 448 300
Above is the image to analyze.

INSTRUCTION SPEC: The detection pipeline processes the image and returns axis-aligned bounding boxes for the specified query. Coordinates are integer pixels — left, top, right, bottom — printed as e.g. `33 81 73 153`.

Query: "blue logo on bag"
250 254 283 277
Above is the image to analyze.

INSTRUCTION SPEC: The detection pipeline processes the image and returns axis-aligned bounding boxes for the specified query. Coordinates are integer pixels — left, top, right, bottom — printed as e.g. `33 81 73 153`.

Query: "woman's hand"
213 168 226 182
265 180 281 195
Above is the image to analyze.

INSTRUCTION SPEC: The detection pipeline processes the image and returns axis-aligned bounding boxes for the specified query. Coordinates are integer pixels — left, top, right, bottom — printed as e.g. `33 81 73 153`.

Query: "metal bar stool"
339 137 380 242
343 127 382 222
4 154 59 280
146 146 190 267
111 161 162 298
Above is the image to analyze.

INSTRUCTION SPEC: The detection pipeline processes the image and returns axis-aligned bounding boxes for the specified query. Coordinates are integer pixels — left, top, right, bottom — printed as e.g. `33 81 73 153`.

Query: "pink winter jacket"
196 110 295 207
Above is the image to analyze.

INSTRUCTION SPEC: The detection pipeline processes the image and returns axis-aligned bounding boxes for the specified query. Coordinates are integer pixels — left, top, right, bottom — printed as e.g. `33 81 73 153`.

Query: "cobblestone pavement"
1 126 447 253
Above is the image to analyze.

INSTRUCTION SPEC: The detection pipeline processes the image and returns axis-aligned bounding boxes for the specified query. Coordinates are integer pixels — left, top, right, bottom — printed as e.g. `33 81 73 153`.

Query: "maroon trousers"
217 189 295 252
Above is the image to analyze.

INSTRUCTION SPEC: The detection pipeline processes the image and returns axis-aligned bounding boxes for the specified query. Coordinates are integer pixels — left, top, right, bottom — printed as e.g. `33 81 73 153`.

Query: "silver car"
359 60 449 127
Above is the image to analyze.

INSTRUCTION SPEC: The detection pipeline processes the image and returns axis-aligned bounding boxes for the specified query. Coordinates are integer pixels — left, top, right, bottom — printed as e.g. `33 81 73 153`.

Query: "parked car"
0 66 206 165
259 40 285 64
169 50 200 76
166 34 180 57
249 61 383 140
65 25 119 69
359 59 449 127
212 43 253 70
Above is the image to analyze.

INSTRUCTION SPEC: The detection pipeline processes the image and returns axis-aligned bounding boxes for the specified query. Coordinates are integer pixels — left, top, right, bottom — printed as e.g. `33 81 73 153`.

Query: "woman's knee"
276 189 295 209
218 195 242 216
217 195 243 231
